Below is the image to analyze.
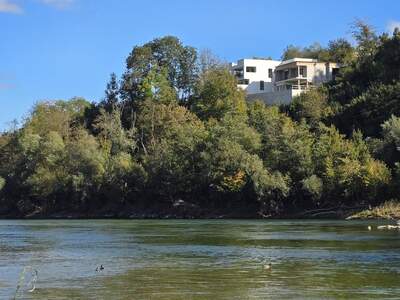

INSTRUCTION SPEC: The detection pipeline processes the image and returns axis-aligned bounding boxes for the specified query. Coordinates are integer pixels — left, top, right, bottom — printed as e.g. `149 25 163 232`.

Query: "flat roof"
231 58 281 64
278 58 318 65
277 58 339 67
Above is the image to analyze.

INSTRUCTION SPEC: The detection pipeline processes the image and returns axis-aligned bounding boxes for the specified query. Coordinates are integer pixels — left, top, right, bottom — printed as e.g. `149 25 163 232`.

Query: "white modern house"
274 58 339 93
232 57 340 105
230 58 281 94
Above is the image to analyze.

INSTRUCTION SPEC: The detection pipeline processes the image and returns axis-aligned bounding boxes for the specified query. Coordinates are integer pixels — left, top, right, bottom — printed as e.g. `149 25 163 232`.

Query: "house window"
234 69 243 77
238 79 249 85
268 69 273 78
299 66 307 77
332 68 339 80
246 66 256 73
260 81 264 90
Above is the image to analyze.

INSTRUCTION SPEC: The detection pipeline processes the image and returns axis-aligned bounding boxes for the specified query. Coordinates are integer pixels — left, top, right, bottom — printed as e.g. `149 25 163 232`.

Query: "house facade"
274 58 339 92
231 57 339 105
230 58 281 94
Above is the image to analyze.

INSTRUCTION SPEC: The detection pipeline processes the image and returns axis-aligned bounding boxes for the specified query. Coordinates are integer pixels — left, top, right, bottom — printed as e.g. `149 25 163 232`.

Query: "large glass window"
268 69 273 78
260 81 264 90
246 66 256 73
284 70 289 80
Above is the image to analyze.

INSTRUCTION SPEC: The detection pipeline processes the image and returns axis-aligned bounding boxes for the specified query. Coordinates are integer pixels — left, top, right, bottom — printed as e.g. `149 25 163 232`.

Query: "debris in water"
96 264 105 272
377 225 400 230
263 262 272 270
13 266 38 299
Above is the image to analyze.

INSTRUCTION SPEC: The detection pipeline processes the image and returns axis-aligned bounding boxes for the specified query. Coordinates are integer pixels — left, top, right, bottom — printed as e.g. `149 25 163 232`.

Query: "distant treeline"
1 21 400 218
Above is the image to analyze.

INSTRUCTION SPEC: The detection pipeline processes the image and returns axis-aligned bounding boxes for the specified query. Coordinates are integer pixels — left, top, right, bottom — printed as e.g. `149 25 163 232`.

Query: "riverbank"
0 200 258 219
0 200 388 220
347 200 400 220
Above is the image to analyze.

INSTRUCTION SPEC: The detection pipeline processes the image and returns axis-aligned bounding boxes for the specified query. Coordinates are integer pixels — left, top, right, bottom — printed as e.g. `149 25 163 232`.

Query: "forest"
1 21 400 218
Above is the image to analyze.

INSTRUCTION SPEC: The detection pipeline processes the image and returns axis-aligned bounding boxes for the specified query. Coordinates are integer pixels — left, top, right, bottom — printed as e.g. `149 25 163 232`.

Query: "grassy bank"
348 200 400 220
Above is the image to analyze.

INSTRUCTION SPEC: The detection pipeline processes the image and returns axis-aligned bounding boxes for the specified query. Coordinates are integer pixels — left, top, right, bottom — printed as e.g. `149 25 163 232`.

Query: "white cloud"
387 20 400 33
0 0 75 14
40 0 74 9
0 0 23 14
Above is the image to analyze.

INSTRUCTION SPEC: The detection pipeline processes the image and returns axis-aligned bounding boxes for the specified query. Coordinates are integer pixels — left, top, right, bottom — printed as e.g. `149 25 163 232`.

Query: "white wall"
307 62 327 85
307 62 339 85
246 89 301 105
232 59 281 94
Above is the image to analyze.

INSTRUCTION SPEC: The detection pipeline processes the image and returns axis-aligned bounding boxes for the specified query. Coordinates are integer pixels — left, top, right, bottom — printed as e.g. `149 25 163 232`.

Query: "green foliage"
335 82 400 137
25 131 67 197
207 114 261 154
281 42 332 61
60 129 107 209
1 32 398 217
122 36 197 103
369 115 400 166
289 88 332 127
201 135 289 214
139 68 178 105
382 115 400 147
94 108 136 155
141 103 207 198
280 38 354 78
327 39 355 65
249 102 315 182
23 128 107 209
25 98 90 138
327 22 399 112
100 73 120 113
312 125 391 204
302 175 323 201
0 177 5 191
351 20 379 58
192 67 247 121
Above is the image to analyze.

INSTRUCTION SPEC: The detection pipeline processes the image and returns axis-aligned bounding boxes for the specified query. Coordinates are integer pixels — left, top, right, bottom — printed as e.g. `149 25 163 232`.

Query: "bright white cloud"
0 0 22 14
40 0 74 9
387 20 400 33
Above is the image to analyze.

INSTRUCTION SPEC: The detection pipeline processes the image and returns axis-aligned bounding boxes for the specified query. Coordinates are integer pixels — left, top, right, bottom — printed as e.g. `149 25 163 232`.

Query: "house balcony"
275 65 308 82
232 68 244 79
274 75 308 84
275 80 314 93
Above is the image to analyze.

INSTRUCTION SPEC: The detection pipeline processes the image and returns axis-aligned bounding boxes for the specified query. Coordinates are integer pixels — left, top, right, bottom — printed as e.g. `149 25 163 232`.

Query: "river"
1 219 400 299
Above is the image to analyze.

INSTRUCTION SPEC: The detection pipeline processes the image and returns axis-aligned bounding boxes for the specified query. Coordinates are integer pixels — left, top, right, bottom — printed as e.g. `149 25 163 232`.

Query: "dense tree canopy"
1 27 399 218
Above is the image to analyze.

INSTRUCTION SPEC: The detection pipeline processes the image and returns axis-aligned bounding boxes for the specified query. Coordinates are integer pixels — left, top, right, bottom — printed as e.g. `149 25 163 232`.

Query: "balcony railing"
291 84 310 90
276 84 315 92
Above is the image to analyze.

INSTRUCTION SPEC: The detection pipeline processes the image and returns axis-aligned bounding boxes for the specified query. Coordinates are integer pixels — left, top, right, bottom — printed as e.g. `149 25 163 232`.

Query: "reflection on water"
0 220 400 299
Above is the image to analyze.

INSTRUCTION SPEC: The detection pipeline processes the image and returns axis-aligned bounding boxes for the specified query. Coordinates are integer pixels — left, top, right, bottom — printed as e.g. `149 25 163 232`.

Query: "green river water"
1 219 400 299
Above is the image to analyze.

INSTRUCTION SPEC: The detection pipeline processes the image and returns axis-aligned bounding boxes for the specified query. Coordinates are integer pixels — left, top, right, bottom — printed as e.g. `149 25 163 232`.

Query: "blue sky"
1 0 399 130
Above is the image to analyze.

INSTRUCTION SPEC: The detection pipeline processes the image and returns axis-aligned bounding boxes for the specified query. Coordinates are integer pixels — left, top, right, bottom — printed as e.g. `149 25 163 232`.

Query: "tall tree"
192 67 247 121
100 73 120 113
121 36 198 104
